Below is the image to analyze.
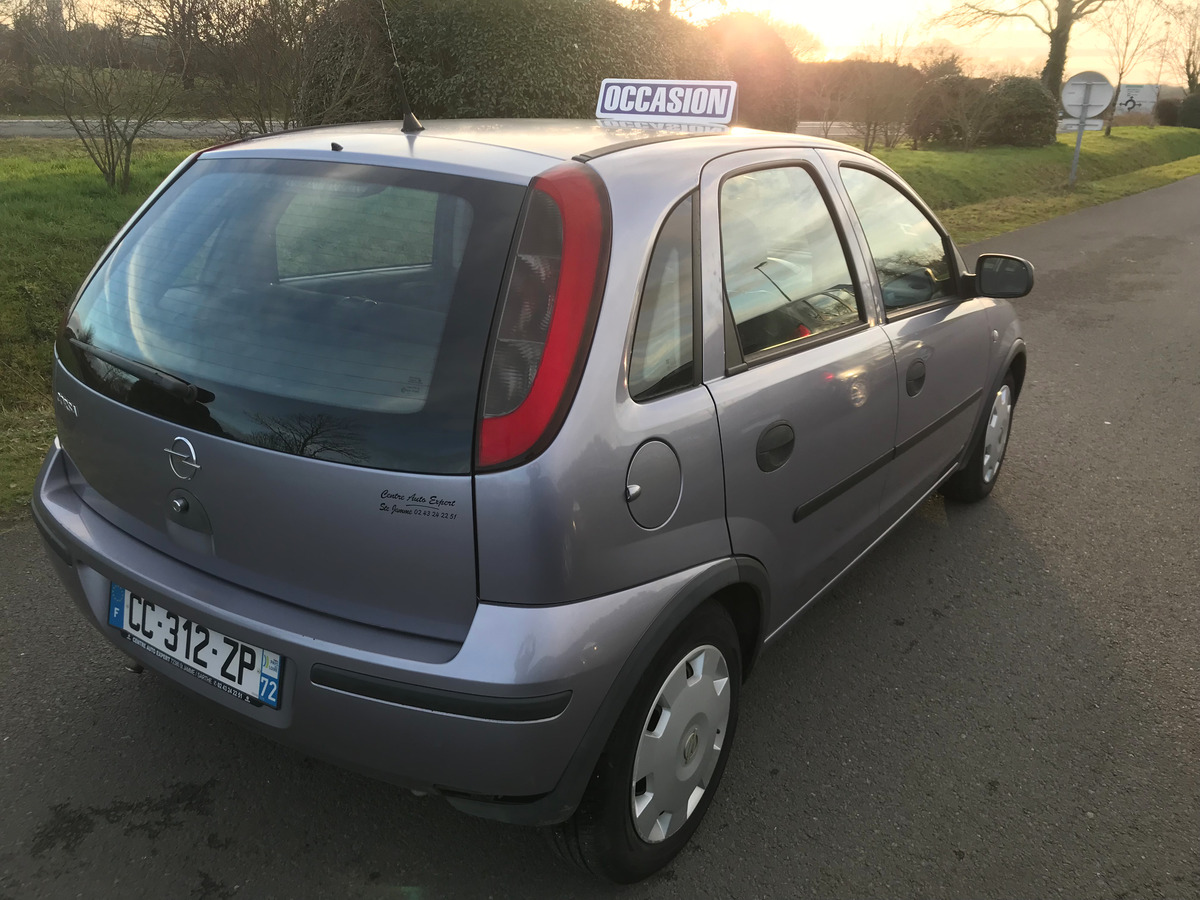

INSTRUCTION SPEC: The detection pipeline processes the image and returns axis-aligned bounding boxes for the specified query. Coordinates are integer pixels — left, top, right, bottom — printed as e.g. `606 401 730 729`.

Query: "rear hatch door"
55 155 526 641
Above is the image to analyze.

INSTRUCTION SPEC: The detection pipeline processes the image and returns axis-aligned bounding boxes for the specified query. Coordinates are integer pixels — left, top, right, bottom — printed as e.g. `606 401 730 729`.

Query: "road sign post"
1061 71 1114 188
1069 82 1091 187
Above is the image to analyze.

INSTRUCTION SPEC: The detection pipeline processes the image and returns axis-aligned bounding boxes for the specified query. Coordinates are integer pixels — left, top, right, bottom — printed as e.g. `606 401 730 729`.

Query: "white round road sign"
1061 71 1114 118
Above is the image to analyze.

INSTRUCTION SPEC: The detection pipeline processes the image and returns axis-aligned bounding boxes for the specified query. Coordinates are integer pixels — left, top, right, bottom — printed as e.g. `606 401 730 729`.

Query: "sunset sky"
679 0 1177 85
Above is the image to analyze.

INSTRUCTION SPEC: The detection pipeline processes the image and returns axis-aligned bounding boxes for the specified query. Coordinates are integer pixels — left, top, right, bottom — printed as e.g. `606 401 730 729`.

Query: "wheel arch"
1008 347 1027 401
721 556 770 681
447 556 769 826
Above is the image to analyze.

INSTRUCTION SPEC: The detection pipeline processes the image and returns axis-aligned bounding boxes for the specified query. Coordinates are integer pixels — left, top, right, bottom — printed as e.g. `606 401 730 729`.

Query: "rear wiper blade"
69 338 214 404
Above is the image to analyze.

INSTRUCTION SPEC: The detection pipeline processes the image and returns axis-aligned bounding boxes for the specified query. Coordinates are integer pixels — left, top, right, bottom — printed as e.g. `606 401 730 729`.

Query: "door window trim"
625 191 703 403
715 160 871 373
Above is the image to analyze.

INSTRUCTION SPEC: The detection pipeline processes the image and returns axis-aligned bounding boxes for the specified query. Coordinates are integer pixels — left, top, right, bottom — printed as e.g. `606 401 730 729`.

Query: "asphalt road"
2 177 1199 899
0 118 239 139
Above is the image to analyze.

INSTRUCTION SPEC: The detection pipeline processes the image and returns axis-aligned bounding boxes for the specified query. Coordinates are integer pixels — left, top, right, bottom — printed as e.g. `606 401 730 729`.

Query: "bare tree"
641 0 723 16
206 0 393 135
941 0 1113 97
760 16 824 61
805 64 846 137
1158 0 1200 92
845 61 922 150
2 0 49 85
1093 0 1164 133
248 412 367 462
128 0 212 91
845 32 919 151
861 27 913 65
1186 3 1200 90
943 76 1000 149
911 39 968 78
19 0 183 191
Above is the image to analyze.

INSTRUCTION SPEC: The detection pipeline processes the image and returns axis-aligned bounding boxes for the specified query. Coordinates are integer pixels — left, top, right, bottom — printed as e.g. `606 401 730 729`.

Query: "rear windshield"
58 157 525 474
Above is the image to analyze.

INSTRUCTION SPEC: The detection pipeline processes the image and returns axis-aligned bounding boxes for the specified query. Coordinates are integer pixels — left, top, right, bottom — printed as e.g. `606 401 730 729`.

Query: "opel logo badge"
164 436 201 480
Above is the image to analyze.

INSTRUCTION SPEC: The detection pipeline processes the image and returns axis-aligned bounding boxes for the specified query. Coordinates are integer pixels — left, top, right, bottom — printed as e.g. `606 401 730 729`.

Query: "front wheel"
942 372 1016 502
547 602 742 883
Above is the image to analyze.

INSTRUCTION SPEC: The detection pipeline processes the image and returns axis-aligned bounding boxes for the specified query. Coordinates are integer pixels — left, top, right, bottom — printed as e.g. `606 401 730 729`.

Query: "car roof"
202 119 871 184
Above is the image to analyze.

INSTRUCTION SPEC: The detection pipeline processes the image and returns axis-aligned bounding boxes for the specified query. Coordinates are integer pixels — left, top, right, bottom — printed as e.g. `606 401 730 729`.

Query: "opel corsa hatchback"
33 116 1032 882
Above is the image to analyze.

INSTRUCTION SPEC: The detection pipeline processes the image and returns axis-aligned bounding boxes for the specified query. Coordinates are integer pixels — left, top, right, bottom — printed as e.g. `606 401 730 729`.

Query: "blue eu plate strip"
108 583 126 628
258 651 281 707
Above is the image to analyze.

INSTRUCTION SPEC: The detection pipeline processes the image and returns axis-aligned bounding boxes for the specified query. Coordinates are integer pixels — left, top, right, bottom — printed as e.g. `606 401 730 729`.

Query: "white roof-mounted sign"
596 79 738 126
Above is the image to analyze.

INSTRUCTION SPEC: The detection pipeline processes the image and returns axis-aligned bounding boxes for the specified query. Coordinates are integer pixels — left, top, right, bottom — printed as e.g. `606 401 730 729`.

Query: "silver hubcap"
631 644 730 844
982 384 1013 484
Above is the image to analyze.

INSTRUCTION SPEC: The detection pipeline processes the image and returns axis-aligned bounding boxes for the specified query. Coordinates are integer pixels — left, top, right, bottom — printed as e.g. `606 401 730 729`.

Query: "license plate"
108 583 282 709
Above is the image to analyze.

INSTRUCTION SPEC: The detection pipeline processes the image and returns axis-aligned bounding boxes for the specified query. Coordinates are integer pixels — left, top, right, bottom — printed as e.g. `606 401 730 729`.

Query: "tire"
547 601 742 883
942 371 1016 503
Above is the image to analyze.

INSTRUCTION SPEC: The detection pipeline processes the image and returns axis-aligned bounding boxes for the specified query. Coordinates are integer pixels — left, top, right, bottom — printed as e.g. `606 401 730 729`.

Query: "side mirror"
974 254 1034 299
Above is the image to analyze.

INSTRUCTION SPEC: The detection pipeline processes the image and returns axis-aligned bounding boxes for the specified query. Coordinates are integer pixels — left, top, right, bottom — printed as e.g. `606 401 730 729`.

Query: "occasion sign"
596 79 738 125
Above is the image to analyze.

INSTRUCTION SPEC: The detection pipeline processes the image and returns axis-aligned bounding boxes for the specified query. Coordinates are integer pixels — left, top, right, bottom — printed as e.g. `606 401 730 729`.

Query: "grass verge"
877 127 1200 213
940 152 1200 242
1 128 1199 516
0 138 206 516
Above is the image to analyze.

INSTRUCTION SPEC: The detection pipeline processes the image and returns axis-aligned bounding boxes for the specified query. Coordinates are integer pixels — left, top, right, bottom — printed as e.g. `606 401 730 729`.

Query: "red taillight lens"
478 163 610 469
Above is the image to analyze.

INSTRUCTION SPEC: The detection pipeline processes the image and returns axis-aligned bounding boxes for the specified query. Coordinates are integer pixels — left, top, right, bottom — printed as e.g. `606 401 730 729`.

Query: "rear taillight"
477 163 610 470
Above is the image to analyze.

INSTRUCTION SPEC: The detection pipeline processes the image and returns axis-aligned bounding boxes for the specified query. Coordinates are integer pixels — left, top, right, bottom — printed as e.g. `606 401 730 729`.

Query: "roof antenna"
379 0 424 134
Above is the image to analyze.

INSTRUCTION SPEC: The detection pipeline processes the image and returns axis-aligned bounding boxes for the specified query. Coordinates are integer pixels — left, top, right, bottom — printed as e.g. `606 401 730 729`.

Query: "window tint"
629 196 694 401
840 167 953 311
719 166 862 357
59 157 524 474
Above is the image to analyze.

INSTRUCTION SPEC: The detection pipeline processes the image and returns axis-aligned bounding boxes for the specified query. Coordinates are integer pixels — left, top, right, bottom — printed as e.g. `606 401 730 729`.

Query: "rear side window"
719 166 862 357
59 157 524 474
629 196 694 401
839 166 954 311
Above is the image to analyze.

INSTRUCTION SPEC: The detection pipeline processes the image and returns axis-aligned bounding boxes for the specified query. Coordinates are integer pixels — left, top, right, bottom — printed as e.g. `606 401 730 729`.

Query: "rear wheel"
548 602 742 883
942 372 1016 502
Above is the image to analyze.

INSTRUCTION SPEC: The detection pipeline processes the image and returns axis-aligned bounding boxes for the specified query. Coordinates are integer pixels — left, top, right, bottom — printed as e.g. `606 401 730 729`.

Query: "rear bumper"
32 440 715 824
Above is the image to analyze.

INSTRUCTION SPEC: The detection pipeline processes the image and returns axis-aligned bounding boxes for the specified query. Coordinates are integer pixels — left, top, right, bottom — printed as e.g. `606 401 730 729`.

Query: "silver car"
32 119 1031 882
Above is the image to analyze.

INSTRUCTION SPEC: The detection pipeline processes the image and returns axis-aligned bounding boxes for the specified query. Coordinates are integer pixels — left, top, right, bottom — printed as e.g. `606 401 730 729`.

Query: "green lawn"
878 127 1200 212
938 152 1200 242
0 139 207 516
2 128 1199 517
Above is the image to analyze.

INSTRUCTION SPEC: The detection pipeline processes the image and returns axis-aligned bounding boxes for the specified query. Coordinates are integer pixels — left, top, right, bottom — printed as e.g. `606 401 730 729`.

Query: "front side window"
719 166 863 357
629 195 694 401
840 167 954 312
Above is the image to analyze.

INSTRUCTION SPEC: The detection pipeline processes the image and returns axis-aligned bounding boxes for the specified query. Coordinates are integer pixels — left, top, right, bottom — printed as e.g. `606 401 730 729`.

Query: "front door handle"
756 422 795 472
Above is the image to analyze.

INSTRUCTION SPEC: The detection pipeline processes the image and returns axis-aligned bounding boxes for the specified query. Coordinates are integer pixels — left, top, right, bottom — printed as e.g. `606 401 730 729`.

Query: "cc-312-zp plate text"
108 583 282 708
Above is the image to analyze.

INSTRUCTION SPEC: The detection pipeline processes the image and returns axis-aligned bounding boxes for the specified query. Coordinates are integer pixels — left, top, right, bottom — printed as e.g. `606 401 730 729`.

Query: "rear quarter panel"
474 143 733 606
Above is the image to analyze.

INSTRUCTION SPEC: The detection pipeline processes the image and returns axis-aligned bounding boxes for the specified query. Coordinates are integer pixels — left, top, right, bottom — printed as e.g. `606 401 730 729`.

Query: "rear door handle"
756 422 795 472
906 359 926 397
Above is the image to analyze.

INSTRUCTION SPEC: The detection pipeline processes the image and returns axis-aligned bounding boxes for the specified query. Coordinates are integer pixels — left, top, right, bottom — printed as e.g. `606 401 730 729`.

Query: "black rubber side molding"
311 664 571 722
792 388 984 524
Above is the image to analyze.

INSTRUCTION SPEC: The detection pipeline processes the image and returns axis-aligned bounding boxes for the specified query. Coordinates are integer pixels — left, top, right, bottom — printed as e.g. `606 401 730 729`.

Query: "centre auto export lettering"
598 82 733 120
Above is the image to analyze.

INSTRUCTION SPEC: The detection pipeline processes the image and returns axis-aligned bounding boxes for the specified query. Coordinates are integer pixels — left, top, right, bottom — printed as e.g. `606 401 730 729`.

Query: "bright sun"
677 0 943 57
671 0 1155 82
